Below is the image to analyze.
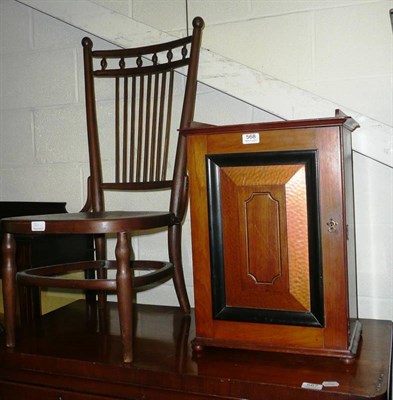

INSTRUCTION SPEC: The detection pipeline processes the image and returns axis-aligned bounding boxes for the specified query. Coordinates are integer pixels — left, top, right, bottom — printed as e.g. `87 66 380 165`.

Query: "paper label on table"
301 382 323 391
242 132 260 144
322 381 340 387
31 221 46 231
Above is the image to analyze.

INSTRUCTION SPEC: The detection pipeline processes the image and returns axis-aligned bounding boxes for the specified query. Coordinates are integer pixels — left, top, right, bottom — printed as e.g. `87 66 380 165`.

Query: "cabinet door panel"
221 165 310 312
207 151 323 327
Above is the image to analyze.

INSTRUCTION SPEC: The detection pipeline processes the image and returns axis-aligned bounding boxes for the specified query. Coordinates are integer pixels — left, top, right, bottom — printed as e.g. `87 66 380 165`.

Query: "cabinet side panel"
343 128 359 322
187 135 214 338
316 127 349 349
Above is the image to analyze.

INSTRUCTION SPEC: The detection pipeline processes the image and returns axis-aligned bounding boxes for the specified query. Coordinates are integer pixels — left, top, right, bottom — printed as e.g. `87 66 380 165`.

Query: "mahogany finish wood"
182 111 362 359
0 202 94 321
0 301 391 400
1 17 204 363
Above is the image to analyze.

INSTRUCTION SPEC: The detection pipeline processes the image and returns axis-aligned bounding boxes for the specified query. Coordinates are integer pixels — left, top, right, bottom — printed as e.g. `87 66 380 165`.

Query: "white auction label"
31 221 46 231
242 132 260 144
322 381 340 387
301 382 323 391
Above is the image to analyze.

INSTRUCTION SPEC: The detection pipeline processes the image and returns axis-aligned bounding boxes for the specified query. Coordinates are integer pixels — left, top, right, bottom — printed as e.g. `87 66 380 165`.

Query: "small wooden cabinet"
182 111 361 358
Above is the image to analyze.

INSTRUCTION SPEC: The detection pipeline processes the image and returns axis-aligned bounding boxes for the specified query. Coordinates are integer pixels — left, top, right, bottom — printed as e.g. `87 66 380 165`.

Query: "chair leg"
84 268 97 305
115 232 133 363
168 224 190 314
2 233 17 348
19 285 41 323
95 234 107 308
175 313 191 373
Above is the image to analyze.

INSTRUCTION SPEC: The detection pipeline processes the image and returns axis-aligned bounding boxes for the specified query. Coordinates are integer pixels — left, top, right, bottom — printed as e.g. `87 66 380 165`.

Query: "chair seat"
1 211 173 235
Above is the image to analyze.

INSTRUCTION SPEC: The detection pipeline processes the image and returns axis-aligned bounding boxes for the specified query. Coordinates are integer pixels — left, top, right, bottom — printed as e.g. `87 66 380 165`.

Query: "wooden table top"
0 300 391 400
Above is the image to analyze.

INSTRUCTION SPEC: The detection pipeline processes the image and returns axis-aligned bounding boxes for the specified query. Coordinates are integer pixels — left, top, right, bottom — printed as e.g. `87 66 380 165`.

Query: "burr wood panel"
206 151 322 327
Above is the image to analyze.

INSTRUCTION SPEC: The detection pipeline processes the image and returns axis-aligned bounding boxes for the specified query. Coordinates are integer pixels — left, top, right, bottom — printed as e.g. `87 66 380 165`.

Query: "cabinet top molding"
182 110 359 137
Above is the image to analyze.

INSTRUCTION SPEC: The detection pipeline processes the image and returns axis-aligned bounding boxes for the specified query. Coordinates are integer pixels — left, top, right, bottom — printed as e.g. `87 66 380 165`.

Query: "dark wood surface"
0 202 94 272
0 202 94 321
0 300 391 400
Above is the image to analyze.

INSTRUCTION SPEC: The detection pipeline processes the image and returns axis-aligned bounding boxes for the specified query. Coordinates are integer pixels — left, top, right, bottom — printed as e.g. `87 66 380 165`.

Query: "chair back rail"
82 17 204 218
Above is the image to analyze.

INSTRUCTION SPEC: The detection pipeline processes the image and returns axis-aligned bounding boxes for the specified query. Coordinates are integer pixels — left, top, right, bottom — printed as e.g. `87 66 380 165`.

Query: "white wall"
1 0 392 320
0 0 278 310
91 0 393 322
130 0 393 127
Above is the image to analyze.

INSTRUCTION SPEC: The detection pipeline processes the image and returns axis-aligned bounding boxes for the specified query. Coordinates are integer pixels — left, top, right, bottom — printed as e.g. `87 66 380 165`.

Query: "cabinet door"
206 150 324 327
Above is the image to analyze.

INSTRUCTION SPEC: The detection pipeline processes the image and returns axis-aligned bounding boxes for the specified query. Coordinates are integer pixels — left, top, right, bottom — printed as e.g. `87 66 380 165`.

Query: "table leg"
2 233 17 347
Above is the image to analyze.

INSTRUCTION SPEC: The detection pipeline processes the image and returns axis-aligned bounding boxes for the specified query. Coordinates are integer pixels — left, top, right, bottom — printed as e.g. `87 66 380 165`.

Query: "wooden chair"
1 16 204 363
